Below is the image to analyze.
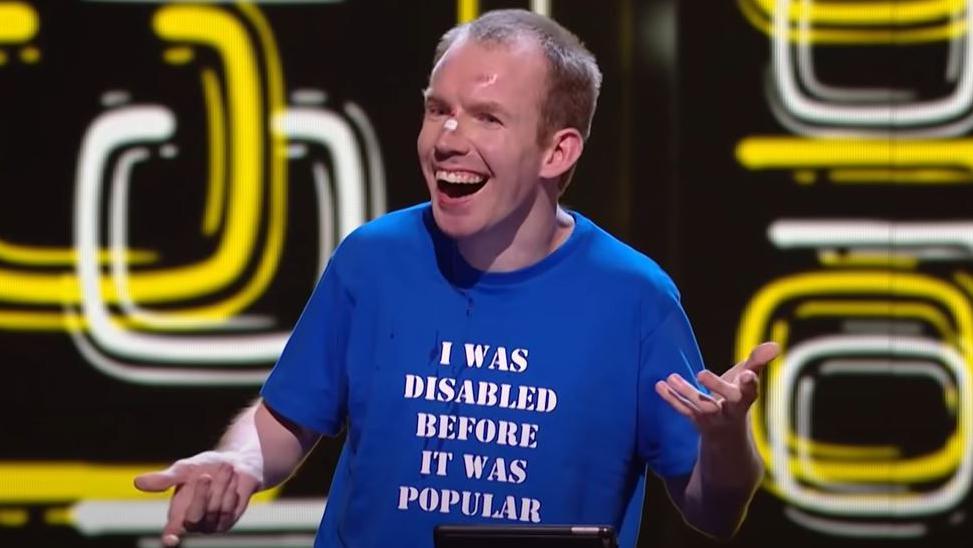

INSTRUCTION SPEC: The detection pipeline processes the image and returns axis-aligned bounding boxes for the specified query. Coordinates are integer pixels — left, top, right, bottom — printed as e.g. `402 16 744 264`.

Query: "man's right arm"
134 399 320 546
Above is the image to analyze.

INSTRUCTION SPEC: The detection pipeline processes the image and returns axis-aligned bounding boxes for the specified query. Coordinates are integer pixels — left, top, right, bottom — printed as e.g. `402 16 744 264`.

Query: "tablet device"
434 524 618 548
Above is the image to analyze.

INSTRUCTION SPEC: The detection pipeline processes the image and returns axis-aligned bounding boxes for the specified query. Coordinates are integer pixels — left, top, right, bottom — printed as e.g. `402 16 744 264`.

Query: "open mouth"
436 169 488 199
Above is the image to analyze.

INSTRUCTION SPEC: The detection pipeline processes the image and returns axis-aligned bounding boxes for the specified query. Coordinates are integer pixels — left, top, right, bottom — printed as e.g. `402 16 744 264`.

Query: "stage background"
1 1 969 547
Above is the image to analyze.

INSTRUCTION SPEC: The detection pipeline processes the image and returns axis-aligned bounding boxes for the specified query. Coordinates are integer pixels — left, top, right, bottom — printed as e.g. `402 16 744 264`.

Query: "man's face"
417 37 550 240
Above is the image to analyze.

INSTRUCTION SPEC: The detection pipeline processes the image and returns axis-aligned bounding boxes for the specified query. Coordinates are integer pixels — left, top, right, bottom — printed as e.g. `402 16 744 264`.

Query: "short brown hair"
432 9 602 149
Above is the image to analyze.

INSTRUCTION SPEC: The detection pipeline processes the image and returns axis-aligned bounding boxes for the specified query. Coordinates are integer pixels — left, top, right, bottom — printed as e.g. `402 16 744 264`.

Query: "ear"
538 128 584 180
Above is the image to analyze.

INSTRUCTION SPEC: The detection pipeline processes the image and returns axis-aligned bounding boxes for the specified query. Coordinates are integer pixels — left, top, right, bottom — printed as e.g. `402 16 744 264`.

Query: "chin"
430 204 483 240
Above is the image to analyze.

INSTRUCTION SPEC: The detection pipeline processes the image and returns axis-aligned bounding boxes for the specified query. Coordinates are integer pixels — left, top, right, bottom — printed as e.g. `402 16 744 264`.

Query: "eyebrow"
422 90 446 105
420 92 513 120
468 100 512 119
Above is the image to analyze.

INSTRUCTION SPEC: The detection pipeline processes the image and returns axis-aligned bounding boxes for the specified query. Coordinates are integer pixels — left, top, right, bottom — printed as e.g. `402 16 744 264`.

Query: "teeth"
436 170 486 184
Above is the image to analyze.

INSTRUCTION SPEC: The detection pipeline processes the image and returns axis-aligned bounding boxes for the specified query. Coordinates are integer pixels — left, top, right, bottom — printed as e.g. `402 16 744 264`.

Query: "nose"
434 119 470 160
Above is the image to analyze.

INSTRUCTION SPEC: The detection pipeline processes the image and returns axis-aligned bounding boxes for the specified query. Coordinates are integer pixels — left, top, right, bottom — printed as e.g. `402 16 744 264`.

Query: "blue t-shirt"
261 204 706 548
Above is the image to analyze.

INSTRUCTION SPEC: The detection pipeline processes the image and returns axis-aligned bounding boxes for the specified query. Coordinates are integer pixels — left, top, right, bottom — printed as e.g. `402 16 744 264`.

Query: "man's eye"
426 104 448 117
477 113 501 125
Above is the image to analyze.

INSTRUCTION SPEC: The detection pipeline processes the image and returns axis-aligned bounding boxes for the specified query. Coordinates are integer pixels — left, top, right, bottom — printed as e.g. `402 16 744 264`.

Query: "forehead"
428 37 548 104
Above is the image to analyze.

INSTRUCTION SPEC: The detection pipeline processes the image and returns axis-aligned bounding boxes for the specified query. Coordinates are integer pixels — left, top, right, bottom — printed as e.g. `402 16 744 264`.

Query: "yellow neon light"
793 170 816 184
737 137 973 172
201 67 227 237
818 250 920 269
0 463 280 503
44 508 71 526
124 3 288 328
0 5 288 337
759 319 786 469
758 321 902 468
791 438 901 460
19 45 38 63
806 433 963 482
829 168 973 185
163 46 194 64
457 0 478 23
0 240 157 267
0 2 39 42
0 508 28 527
950 270 973 300
796 300 956 341
737 0 969 44
132 5 262 302
0 5 260 306
0 4 267 308
106 3 288 330
0 310 81 332
739 272 973 484
748 0 966 26
0 310 214 332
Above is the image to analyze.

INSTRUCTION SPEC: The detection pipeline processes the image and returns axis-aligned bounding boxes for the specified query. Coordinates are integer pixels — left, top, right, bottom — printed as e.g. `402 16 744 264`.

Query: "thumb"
134 470 179 493
743 341 780 374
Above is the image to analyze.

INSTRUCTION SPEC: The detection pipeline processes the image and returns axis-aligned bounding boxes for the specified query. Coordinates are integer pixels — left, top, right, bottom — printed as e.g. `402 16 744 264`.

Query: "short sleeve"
637 305 705 477
260 257 353 436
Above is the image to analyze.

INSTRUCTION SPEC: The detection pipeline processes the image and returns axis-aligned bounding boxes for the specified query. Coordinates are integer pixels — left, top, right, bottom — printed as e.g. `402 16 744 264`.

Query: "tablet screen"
434 524 618 548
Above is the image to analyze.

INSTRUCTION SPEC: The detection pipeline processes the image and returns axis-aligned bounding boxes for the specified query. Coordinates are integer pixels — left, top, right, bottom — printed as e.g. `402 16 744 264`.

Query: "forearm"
681 424 764 538
216 400 319 490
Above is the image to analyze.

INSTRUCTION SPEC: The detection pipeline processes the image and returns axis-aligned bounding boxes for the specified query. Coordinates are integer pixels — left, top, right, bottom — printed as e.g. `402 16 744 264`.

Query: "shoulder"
324 203 435 284
574 212 680 303
339 203 430 250
330 203 432 263
571 213 684 334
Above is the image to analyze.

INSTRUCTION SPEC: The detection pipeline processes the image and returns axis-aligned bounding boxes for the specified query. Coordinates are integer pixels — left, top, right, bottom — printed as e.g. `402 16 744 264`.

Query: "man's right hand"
134 451 262 547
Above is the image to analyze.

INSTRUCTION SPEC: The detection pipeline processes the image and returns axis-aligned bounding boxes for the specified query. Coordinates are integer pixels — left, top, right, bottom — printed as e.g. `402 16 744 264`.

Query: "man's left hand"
655 342 780 438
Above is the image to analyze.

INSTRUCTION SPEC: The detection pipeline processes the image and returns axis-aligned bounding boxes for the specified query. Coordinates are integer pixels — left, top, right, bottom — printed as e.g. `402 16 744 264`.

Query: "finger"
183 474 212 531
742 342 780 375
698 369 742 403
134 470 180 493
655 380 700 418
234 473 260 520
205 465 233 530
737 369 759 405
162 481 194 546
216 474 240 532
665 373 720 412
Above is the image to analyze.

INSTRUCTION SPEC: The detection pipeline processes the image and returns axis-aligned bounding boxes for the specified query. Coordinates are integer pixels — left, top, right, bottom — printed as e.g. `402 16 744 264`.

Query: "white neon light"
796 358 956 494
783 506 927 538
768 220 973 255
946 6 966 84
794 0 913 104
274 108 366 240
137 535 315 548
768 335 972 516
74 106 288 363
311 161 335 279
101 90 133 108
71 498 325 535
343 101 387 218
68 323 269 385
819 359 956 390
766 83 973 138
291 88 327 106
108 147 271 330
772 0 973 127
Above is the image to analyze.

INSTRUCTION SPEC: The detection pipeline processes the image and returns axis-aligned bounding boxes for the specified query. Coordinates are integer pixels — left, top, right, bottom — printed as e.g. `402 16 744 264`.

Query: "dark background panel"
2 1 969 547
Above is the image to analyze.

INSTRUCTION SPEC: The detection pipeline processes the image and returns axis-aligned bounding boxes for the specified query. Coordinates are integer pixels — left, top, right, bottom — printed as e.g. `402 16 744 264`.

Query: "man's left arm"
655 342 780 539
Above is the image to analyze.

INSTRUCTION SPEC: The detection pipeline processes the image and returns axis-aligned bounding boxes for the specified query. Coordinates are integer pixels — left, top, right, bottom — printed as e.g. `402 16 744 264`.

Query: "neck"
456 188 575 273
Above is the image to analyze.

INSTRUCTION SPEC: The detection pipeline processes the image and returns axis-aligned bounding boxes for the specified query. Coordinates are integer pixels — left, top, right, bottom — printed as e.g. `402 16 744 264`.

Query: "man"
135 9 778 548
